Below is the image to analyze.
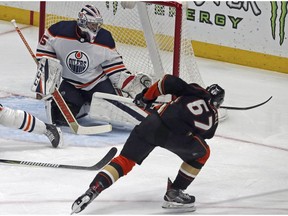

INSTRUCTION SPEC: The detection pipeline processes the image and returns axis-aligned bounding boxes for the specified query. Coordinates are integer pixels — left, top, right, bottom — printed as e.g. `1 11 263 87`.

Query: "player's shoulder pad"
186 83 211 100
48 20 77 38
94 28 116 49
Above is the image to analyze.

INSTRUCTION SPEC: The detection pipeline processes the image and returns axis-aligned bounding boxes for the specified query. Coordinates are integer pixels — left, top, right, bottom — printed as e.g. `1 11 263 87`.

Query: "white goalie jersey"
36 20 151 95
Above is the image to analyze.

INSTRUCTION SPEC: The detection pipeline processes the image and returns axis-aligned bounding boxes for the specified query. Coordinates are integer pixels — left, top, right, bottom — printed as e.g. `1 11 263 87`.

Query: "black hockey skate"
71 185 101 214
44 123 63 148
162 178 196 211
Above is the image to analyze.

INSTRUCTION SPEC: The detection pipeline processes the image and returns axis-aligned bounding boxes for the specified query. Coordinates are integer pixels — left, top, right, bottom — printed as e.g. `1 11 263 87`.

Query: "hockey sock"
0 106 46 134
89 155 136 190
173 143 210 190
172 162 202 190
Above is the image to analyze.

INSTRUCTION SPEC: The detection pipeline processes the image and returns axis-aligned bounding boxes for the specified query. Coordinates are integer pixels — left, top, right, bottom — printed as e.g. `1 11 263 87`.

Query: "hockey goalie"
32 4 153 128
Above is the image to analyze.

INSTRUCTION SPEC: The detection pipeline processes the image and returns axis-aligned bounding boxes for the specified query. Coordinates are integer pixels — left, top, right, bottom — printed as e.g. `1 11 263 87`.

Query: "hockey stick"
94 92 273 111
94 92 137 106
220 96 272 110
0 147 117 170
11 19 38 64
11 19 41 100
11 19 112 135
92 92 149 116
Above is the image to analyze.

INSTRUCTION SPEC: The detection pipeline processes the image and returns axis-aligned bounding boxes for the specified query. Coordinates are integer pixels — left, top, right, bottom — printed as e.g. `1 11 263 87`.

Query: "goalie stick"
51 89 112 135
0 147 117 171
11 19 112 135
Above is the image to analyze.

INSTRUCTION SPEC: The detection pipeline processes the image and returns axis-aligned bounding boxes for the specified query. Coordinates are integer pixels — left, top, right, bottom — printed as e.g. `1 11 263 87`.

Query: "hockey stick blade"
220 96 272 110
0 147 117 171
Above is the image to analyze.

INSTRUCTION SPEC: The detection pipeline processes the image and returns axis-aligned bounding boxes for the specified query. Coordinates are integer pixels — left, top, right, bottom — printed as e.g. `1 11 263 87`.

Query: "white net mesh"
43 1 204 86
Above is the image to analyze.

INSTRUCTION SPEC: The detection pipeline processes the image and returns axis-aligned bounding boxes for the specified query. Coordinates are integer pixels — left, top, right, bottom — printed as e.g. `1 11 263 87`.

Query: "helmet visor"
86 22 101 32
77 12 102 33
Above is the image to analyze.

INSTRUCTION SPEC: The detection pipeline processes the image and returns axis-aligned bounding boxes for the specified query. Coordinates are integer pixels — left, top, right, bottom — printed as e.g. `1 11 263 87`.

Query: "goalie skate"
44 123 64 148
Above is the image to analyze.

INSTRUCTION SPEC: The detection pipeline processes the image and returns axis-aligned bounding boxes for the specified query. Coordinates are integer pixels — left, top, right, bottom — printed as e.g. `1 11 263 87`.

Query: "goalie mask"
77 4 103 42
206 84 225 108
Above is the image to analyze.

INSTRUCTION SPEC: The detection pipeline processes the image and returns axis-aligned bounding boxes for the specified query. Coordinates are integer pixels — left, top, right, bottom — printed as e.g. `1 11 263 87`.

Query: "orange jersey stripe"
104 65 126 74
36 53 57 58
74 73 106 89
23 114 32 131
144 81 161 100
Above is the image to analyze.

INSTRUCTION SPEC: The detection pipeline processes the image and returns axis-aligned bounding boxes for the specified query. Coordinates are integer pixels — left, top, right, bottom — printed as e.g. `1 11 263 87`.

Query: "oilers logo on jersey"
66 51 89 74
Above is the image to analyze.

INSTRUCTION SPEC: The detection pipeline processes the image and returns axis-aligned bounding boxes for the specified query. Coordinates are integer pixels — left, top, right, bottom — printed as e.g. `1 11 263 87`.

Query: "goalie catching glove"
110 71 152 98
31 56 62 96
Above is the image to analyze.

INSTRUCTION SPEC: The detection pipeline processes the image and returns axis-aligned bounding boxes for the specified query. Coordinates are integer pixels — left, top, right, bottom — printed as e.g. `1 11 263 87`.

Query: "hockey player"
35 4 151 126
71 74 225 213
0 104 63 148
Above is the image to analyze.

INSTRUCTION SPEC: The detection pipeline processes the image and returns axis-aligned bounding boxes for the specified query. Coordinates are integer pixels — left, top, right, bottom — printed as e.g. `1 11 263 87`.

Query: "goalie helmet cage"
38 1 204 86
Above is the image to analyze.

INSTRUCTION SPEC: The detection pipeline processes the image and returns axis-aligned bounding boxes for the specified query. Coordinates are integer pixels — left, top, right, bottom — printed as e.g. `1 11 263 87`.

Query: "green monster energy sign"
271 1 287 45
105 1 287 45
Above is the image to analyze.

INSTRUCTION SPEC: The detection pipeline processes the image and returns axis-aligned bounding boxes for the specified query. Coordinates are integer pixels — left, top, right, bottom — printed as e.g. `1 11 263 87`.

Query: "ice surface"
0 20 288 214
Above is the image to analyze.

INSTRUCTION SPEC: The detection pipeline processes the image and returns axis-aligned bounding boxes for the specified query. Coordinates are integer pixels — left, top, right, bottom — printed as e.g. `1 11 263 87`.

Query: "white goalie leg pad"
0 106 46 134
76 102 90 119
89 92 148 127
31 56 62 96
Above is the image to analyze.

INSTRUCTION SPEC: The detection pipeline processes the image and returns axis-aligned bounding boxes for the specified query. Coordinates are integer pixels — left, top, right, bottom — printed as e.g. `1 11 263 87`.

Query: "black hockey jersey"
144 75 218 139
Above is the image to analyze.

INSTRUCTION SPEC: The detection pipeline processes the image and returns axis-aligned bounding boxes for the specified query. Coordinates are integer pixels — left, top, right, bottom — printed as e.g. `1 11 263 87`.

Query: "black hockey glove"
133 88 156 110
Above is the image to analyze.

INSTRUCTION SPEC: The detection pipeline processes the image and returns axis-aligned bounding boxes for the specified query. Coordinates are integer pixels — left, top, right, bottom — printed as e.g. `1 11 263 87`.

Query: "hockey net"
39 1 204 87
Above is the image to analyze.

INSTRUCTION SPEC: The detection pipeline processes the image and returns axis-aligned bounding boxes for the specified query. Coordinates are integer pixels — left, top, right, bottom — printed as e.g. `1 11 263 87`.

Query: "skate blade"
162 201 196 212
71 195 90 215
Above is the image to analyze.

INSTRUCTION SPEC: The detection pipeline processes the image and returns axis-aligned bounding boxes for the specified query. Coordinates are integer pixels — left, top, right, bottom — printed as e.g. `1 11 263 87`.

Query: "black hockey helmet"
206 84 225 108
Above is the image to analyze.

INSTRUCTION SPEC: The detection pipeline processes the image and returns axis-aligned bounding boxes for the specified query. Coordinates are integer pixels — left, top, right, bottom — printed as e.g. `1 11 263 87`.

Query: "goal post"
38 1 204 86
38 1 46 42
